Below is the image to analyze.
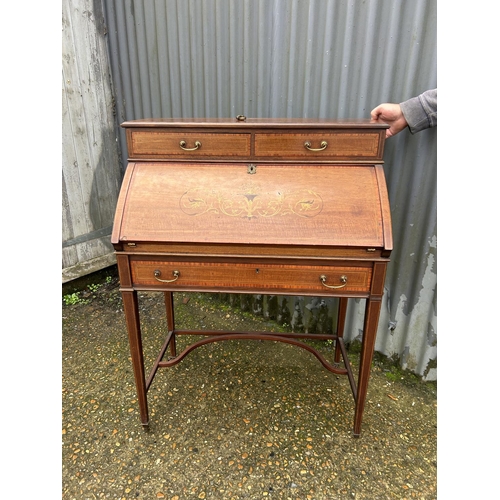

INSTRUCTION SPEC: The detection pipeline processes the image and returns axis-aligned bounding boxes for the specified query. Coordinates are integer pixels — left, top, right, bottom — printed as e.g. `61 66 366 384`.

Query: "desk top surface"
121 118 389 129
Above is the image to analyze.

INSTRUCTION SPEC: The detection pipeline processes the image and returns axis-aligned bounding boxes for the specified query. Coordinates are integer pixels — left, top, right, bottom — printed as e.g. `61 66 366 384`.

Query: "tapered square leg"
353 297 382 437
164 292 176 357
335 297 349 363
121 290 149 426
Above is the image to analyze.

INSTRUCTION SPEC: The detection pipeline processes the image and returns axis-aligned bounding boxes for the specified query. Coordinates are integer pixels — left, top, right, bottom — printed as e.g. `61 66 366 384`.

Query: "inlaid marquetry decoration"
179 181 323 219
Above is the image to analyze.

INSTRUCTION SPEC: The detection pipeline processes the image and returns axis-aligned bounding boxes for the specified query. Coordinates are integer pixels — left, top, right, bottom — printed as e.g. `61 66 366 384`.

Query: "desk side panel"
374 164 393 253
111 163 137 247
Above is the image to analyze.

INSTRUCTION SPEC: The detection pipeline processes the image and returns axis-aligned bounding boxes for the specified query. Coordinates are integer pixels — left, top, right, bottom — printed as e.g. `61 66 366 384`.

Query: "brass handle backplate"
154 270 180 283
179 140 201 151
304 140 328 152
320 274 347 289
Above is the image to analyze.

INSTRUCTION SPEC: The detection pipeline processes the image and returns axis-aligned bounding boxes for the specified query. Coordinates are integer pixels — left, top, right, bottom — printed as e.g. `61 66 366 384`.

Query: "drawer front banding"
130 259 373 295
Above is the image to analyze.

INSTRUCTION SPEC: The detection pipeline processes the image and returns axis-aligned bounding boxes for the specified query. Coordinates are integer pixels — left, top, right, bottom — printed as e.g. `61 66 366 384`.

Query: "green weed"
63 293 87 306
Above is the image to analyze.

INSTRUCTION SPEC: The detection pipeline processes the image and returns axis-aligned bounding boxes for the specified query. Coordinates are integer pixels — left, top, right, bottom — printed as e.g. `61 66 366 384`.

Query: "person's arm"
399 88 437 134
371 89 437 137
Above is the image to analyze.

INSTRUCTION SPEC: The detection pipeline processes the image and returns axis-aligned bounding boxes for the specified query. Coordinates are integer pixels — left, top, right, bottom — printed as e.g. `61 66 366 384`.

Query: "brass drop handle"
179 140 201 151
320 274 347 289
304 140 328 152
154 270 180 283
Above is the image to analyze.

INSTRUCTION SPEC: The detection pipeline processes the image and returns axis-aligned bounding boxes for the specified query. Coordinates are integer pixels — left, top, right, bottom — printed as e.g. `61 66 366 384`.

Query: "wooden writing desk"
112 118 392 437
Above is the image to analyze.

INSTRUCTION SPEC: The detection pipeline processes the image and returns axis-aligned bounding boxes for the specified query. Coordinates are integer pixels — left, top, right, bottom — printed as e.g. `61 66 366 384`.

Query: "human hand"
370 103 408 138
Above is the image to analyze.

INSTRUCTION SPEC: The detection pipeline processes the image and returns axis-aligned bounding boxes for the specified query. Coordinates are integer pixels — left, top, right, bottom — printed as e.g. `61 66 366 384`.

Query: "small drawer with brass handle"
127 130 251 158
254 132 382 159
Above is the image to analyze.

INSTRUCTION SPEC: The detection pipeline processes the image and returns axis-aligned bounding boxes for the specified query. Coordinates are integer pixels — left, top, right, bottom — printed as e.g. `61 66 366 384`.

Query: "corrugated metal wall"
101 0 437 379
62 0 123 282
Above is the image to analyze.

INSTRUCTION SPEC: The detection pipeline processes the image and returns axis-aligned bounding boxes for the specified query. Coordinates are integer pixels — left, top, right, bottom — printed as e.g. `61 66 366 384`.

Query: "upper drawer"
127 129 251 159
254 131 383 160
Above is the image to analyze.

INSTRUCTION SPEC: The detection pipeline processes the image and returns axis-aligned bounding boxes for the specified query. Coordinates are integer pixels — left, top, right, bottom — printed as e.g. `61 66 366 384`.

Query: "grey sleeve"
399 89 437 134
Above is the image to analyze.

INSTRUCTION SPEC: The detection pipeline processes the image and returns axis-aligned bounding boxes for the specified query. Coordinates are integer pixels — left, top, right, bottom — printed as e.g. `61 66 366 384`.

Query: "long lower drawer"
129 259 372 295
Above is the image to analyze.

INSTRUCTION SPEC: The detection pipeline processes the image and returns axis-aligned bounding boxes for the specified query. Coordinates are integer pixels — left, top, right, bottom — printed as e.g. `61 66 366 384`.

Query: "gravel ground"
62 270 437 499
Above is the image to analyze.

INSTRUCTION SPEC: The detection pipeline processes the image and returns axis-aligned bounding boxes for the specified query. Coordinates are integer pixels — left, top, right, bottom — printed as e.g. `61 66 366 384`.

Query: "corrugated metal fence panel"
102 0 437 379
62 0 122 282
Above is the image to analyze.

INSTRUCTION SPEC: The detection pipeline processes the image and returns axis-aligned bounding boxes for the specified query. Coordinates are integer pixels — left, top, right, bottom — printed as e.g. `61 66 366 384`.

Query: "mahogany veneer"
112 117 392 436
